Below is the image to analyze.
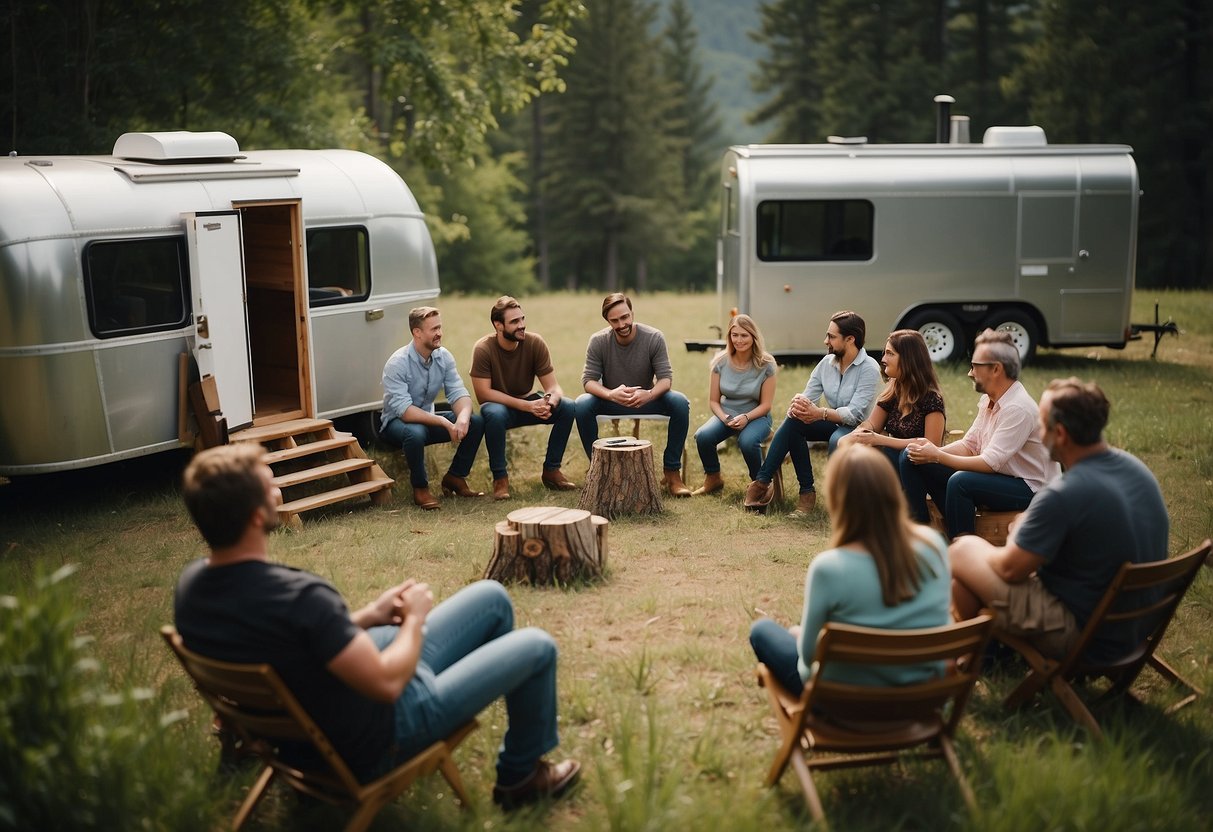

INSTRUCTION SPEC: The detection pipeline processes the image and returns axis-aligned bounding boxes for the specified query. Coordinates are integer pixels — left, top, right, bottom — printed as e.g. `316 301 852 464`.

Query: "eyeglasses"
969 361 996 370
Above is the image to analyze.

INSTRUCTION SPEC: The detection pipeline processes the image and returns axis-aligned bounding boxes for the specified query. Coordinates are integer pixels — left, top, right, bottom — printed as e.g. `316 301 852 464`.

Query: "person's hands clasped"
399 581 434 624
850 427 878 446
609 385 649 409
726 412 750 430
906 439 939 465
530 393 553 420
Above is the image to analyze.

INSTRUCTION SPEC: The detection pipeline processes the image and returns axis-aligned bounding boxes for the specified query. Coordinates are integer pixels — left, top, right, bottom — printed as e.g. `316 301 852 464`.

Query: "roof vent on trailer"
982 126 1048 147
112 131 246 163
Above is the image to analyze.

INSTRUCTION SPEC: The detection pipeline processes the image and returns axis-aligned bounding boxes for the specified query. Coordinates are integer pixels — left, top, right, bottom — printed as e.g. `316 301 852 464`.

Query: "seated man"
575 292 692 497
381 306 485 510
174 444 580 809
950 378 1168 661
744 310 881 516
471 296 578 500
900 328 1056 537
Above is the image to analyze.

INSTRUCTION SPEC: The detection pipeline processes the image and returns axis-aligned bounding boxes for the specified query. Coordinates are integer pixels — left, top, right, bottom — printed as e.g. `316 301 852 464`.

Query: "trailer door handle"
1078 249 1090 260
196 315 209 338
365 308 384 322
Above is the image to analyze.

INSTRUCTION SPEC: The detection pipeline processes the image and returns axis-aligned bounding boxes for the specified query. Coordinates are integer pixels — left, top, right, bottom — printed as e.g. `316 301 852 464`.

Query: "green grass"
1 290 1211 830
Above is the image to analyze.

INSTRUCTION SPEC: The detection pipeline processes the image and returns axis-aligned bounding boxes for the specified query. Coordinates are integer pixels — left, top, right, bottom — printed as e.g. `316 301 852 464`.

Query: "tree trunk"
577 438 664 518
484 507 609 586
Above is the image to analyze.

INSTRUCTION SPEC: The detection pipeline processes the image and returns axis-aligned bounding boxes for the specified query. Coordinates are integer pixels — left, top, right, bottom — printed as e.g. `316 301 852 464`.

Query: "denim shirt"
380 343 470 430
802 350 881 426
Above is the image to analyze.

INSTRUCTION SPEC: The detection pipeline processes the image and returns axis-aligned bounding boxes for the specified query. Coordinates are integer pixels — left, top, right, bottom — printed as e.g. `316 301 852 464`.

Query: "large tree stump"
484 506 609 586
577 438 664 518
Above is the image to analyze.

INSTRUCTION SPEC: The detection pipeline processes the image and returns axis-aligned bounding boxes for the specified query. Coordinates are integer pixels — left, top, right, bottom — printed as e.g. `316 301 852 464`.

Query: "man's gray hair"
974 329 1021 379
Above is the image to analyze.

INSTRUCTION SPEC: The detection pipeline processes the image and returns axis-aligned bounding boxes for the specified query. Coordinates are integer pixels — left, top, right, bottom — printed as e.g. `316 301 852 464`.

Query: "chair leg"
232 766 276 831
1049 676 1104 739
938 736 977 812
342 797 388 832
438 752 472 807
1002 668 1050 710
1148 654 1203 713
789 746 827 826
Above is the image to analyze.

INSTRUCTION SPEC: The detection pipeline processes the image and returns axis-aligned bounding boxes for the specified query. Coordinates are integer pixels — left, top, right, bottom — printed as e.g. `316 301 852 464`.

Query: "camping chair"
996 538 1211 739
161 626 476 832
756 614 994 825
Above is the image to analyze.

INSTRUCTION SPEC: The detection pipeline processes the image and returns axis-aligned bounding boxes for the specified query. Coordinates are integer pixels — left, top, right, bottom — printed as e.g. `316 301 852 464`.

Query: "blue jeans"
753 417 854 494
574 390 690 472
898 450 1036 538
481 396 576 480
749 618 804 695
380 411 484 487
369 580 559 785
694 414 772 479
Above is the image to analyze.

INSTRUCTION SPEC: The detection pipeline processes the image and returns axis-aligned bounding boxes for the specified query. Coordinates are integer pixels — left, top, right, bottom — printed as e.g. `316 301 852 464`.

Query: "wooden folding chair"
997 538 1210 739
161 626 476 832
756 614 994 826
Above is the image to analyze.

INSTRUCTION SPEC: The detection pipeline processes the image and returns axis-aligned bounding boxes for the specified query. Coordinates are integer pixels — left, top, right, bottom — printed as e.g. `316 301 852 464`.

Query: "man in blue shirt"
743 310 881 516
381 306 485 510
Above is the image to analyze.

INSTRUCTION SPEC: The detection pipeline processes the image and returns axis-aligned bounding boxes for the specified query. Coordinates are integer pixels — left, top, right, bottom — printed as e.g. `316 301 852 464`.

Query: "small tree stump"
484 506 609 585
577 438 664 518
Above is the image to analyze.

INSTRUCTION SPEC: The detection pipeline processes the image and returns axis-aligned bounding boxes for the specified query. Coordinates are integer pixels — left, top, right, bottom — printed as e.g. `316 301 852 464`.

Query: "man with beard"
949 378 1167 663
471 296 578 501
381 306 485 510
575 292 692 497
900 328 1056 537
174 443 581 809
743 310 881 516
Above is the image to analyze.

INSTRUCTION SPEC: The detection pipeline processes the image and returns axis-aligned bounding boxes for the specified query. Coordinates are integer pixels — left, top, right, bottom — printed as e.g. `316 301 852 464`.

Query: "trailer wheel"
983 310 1039 364
902 309 964 363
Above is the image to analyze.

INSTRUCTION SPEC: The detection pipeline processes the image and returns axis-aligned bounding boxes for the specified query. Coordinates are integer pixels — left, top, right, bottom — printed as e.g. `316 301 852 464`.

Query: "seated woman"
692 314 777 495
838 329 945 470
749 444 952 692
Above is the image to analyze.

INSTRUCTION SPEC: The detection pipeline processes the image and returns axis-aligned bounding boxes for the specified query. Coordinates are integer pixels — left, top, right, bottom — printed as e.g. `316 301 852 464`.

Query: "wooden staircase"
229 418 394 528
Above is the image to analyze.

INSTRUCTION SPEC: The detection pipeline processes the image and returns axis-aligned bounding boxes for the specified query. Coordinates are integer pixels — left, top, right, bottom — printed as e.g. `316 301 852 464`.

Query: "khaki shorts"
991 574 1079 659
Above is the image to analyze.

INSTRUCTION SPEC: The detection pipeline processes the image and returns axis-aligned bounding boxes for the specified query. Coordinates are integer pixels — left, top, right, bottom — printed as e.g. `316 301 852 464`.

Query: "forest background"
3 0 1210 294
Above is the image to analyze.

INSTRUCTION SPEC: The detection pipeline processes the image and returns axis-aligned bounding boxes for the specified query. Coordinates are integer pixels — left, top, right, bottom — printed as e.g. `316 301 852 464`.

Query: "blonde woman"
692 315 777 495
748 444 951 692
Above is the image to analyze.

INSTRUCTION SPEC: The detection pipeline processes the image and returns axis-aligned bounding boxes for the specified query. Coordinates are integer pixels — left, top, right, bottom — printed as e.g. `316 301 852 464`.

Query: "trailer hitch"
1129 303 1179 359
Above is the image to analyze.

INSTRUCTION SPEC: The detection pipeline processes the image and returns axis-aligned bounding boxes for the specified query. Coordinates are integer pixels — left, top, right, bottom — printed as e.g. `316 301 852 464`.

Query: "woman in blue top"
692 314 777 495
749 443 952 691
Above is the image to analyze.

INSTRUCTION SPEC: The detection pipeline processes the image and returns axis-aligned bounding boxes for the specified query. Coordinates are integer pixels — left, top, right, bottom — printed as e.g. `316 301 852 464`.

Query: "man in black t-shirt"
175 444 580 809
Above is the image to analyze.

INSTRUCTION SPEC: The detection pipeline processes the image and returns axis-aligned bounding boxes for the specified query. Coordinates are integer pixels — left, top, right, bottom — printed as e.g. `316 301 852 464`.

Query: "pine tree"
749 0 822 142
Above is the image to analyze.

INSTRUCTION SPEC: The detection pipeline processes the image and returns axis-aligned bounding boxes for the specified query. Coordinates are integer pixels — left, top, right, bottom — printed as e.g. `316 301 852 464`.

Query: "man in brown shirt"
471 296 578 500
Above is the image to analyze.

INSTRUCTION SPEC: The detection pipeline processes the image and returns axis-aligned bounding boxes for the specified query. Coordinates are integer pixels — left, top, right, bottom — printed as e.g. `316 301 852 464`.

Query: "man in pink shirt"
899 329 1056 537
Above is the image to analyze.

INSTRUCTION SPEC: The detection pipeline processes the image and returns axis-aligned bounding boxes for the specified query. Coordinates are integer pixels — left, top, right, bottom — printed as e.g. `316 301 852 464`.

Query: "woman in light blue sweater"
749 444 951 691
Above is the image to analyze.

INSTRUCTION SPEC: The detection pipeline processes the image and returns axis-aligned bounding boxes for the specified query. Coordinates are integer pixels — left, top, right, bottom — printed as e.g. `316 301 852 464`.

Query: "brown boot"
492 758 582 810
788 491 817 517
541 469 579 491
743 479 774 510
662 469 692 498
492 476 511 501
412 486 440 510
440 473 484 498
691 472 724 496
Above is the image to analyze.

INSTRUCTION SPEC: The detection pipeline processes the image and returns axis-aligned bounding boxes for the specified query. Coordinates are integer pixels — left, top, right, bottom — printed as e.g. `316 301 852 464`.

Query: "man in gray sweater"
575 293 692 496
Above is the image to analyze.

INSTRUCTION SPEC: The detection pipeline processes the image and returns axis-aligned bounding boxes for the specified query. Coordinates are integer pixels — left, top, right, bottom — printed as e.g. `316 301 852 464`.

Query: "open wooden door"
186 211 255 431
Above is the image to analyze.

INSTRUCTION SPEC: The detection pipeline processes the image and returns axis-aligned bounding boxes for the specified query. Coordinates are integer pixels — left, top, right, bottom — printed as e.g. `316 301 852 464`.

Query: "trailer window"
83 237 189 338
306 226 370 306
756 200 873 261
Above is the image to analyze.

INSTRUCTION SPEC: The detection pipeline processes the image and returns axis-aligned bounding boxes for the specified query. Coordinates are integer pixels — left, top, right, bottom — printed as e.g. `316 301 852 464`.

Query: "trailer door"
185 210 254 430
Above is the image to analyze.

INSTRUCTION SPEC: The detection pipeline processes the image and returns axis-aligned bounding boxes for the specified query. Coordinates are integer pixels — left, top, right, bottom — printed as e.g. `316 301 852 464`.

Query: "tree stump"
577 438 664 518
484 506 609 586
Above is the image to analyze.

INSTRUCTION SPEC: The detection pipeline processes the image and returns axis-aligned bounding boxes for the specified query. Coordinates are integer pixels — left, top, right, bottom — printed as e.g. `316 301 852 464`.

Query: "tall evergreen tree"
942 0 1038 135
749 0 822 142
542 0 684 291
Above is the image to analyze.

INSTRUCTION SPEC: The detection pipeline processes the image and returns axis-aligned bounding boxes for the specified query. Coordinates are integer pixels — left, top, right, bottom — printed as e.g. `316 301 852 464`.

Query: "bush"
0 565 219 831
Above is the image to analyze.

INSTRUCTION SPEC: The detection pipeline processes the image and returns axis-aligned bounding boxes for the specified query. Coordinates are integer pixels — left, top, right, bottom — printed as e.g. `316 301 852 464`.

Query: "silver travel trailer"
709 124 1140 363
0 131 438 476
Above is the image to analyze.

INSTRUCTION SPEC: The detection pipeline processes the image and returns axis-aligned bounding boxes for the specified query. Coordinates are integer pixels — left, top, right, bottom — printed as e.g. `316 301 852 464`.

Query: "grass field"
2 290 1212 830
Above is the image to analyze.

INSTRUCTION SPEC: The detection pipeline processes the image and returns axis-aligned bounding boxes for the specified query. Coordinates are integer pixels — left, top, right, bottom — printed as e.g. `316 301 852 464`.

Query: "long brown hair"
825 444 937 606
712 313 774 371
878 329 943 417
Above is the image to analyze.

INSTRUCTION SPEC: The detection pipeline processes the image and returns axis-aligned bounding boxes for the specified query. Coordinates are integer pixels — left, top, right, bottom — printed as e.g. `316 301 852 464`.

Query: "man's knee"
481 403 509 429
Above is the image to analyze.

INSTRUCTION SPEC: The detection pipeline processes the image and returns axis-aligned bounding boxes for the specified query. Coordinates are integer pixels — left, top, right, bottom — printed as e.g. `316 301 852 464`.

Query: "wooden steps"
230 418 393 527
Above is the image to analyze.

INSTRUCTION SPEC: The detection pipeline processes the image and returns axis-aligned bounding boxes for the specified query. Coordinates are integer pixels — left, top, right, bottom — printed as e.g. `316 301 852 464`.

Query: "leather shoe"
412 486 440 511
662 469 692 498
691 472 724 496
743 479 774 510
492 476 511 501
788 491 816 517
541 469 578 491
440 473 484 498
492 758 581 810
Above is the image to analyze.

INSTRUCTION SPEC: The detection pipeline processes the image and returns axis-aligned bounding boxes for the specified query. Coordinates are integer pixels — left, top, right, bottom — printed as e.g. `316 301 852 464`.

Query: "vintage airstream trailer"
0 131 438 476
712 125 1139 362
